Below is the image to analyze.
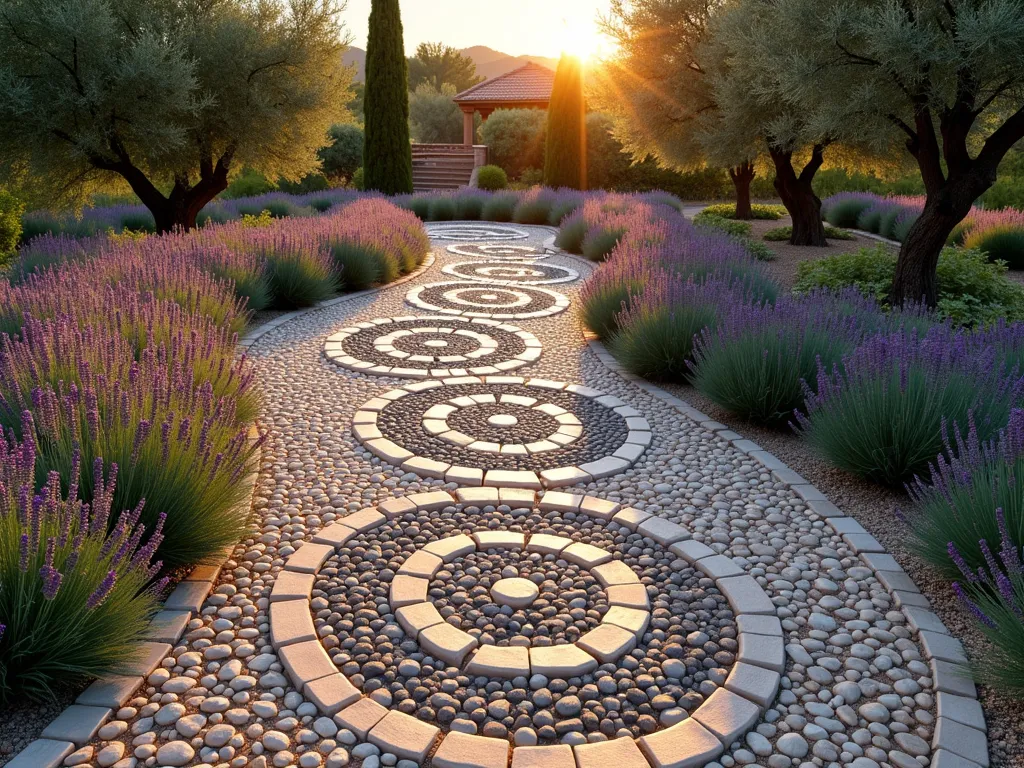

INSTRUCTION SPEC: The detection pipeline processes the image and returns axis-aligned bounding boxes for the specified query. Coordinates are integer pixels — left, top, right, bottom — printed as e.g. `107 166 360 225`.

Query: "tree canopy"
409 83 471 144
407 42 482 93
760 0 1024 305
0 0 352 231
363 0 412 194
544 54 587 190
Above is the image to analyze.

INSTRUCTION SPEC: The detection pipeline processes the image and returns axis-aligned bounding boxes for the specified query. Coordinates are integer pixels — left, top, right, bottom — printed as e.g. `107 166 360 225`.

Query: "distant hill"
345 45 557 84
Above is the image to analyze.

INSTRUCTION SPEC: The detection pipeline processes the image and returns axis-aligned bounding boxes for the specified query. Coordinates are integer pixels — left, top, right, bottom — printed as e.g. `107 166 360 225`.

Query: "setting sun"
558 16 608 60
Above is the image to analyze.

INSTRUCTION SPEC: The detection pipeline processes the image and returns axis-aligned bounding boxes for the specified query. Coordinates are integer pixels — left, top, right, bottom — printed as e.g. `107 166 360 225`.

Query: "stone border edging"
351 376 652 489
10 426 265 768
579 331 991 768
269 489 783 768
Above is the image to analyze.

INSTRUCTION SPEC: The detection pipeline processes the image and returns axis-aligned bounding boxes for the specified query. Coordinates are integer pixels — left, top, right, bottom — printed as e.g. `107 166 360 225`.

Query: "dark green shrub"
549 198 582 226
480 193 517 222
197 204 234 227
351 167 365 190
763 224 854 241
477 165 509 191
582 283 635 339
878 207 902 239
794 245 1024 326
513 196 553 225
701 203 785 220
0 188 25 262
319 124 365 183
118 210 156 233
454 194 485 220
428 197 457 221
407 196 432 221
965 226 1024 270
581 228 624 262
856 206 884 233
544 54 586 190
479 108 546 180
265 247 337 308
892 213 918 243
825 197 875 228
330 241 383 290
262 199 303 219
277 173 330 195
222 168 276 199
309 198 335 213
555 215 587 254
741 239 776 261
362 0 413 194
694 212 753 238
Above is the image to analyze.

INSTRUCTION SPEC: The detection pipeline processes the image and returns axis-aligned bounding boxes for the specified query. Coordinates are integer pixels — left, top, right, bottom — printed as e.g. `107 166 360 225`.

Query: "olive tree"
767 0 1024 305
0 0 351 232
593 0 760 218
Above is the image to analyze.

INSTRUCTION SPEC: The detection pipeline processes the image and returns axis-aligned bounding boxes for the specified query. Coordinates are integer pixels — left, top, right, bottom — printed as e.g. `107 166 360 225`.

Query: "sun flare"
559 17 607 61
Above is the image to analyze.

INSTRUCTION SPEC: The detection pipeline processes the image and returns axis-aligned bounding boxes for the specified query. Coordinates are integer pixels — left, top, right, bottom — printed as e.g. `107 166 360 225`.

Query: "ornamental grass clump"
554 212 588 254
0 425 166 702
909 410 1024 577
691 290 876 427
0 332 260 567
454 192 486 221
609 275 735 382
948 513 1024 695
258 238 337 309
427 196 457 222
795 327 1024 486
822 193 877 228
965 224 1024 270
513 190 555 225
481 193 519 222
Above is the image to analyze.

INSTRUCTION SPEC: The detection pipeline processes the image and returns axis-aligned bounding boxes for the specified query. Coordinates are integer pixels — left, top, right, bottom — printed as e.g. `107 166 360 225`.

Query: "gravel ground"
660 380 1020 768
4 222 979 768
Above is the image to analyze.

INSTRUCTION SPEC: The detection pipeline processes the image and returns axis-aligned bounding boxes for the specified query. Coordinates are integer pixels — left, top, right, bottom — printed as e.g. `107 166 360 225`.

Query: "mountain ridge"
343 45 558 84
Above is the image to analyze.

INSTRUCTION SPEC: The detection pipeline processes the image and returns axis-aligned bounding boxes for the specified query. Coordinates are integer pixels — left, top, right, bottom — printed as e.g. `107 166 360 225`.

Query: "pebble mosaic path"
31 223 988 768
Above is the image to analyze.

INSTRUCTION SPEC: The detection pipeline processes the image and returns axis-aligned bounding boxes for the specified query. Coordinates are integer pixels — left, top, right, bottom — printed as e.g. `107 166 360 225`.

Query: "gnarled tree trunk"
729 161 755 220
769 143 827 247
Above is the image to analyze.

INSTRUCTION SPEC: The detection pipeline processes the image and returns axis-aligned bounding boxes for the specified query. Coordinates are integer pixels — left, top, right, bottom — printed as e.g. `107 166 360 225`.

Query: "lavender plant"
796 327 1024 486
949 513 1024 695
691 290 876 426
909 410 1024 576
0 423 165 701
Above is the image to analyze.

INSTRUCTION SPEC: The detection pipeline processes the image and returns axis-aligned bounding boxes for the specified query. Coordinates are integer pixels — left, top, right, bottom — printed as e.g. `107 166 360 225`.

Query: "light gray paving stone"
512 745 575 768
639 718 724 768
434 731 510 768
539 466 592 487
920 630 968 664
611 507 651 530
402 455 450 478
696 554 744 579
936 692 986 732
278 640 336 688
419 622 478 666
527 533 573 555
6 739 75 768
573 734 649 768
932 717 989 767
485 469 542 488
500 487 536 506
895 589 932 609
578 456 630 479
932 659 978 698
538 491 584 512
636 517 689 545
602 606 650 637
447 466 485 484
162 579 210 613
424 533 477 561
334 697 388 739
397 549 443 578
143 610 191 644
465 645 531 679
724 661 781 708
932 749 987 768
529 645 598 678
389 575 429 608
312 522 358 547
877 569 921 593
736 614 783 637
861 552 902 572
339 507 388 531
577 624 637 663
591 560 640 587
605 584 650 610
717 575 775 615
270 570 316 602
456 487 502 507
270 600 318 648
562 542 613 568
842 532 886 553
284 542 335 574
41 705 111 746
668 539 716 564
304 674 361 716
395 601 446 637
738 633 786 673
378 496 418 517
76 675 143 709
579 496 619 520
905 606 949 634
473 531 526 549
692 688 761 745
368 710 440 762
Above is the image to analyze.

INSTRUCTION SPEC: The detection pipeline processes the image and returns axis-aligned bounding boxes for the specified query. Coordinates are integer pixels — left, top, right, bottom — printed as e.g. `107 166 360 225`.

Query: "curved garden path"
57 223 984 768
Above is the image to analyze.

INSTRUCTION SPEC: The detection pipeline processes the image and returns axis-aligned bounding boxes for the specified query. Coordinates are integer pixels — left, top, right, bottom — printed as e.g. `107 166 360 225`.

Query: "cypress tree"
544 54 586 190
363 0 413 194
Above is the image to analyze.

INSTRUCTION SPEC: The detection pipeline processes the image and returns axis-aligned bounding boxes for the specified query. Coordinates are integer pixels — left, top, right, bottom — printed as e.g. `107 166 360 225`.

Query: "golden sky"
345 0 614 59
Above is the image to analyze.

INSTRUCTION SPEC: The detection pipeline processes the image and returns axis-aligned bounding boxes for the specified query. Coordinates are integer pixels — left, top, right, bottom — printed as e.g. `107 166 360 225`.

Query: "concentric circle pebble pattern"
427 224 531 241
324 317 542 378
268 489 780 764
446 243 551 260
406 282 570 319
352 377 651 487
442 261 580 285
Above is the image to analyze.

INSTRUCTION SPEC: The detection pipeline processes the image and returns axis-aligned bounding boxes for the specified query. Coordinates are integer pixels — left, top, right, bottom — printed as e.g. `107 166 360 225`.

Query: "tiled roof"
453 62 556 104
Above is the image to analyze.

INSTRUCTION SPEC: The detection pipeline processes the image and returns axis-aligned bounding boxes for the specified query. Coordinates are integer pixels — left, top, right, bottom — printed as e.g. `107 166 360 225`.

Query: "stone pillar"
462 109 475 146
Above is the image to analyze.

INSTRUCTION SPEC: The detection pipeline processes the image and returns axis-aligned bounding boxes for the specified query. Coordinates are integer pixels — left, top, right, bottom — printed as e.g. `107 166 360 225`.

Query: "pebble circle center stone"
487 413 519 427
490 577 540 609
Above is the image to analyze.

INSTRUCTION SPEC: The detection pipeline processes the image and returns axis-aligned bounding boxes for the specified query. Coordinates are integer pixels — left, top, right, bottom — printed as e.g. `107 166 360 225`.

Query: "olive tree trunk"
769 143 827 247
728 161 755 220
